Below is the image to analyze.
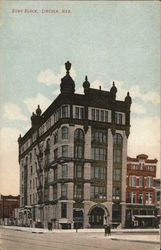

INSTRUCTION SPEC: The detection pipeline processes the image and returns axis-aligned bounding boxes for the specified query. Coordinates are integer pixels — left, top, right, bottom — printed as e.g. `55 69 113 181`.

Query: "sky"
0 1 160 195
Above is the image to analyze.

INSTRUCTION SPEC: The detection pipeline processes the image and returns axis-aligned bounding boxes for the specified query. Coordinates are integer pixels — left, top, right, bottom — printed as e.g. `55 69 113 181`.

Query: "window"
62 105 68 118
113 134 123 145
30 166 32 175
105 111 108 122
113 168 121 181
30 180 32 189
146 177 153 187
54 148 58 160
75 107 79 119
132 192 136 203
146 192 152 205
139 176 143 187
139 163 144 170
91 130 107 144
112 187 120 200
74 129 84 141
61 203 67 218
129 176 136 187
115 113 122 124
30 195 32 205
62 127 68 139
54 168 57 180
62 145 68 157
74 145 83 158
101 110 104 122
96 110 99 121
53 185 57 199
91 166 106 180
138 193 143 204
90 185 106 199
74 184 83 199
113 149 122 163
61 184 67 199
54 132 58 144
75 107 84 119
92 109 95 120
62 164 68 178
74 164 83 178
128 192 131 203
46 139 50 151
91 147 106 161
30 153 32 163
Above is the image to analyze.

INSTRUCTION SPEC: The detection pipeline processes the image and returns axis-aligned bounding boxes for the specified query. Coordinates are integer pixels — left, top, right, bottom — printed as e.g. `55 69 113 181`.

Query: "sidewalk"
0 226 160 244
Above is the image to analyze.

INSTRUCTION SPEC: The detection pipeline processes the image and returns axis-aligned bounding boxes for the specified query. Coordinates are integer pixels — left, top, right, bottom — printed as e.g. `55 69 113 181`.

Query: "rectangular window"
74 184 83 199
112 186 120 200
91 147 106 161
129 176 136 187
101 110 104 122
113 168 121 181
146 177 153 188
54 148 58 160
92 109 95 120
62 145 68 157
75 107 79 119
62 105 68 118
74 164 83 178
132 192 136 203
96 110 99 121
61 203 67 218
61 184 67 199
80 108 84 119
90 185 94 198
114 149 122 163
146 192 153 205
138 193 143 204
115 113 122 124
75 145 83 158
53 185 57 199
62 164 68 178
91 165 94 179
105 111 108 122
139 176 143 187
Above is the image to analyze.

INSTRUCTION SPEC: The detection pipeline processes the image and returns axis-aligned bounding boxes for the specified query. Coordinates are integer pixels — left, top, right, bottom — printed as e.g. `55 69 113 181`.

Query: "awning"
134 215 155 219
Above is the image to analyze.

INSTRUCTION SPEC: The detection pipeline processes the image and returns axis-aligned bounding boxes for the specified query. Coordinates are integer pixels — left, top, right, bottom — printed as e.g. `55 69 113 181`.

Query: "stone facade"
18 62 132 229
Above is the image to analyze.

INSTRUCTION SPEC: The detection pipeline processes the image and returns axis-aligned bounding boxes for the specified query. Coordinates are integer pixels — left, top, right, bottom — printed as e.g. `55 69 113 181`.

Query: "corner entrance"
88 205 109 228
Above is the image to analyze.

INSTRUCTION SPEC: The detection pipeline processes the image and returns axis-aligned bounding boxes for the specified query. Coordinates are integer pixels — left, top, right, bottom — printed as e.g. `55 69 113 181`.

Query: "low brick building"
126 154 157 227
0 194 20 225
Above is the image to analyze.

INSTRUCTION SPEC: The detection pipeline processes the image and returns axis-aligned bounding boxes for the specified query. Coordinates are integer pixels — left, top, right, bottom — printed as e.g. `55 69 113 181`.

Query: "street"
0 228 159 250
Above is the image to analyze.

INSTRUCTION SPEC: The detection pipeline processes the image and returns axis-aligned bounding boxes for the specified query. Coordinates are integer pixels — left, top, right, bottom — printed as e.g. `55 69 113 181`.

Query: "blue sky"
0 1 160 195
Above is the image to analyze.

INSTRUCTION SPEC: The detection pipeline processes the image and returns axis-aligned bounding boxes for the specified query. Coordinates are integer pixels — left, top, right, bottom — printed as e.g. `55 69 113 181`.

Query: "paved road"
0 228 159 250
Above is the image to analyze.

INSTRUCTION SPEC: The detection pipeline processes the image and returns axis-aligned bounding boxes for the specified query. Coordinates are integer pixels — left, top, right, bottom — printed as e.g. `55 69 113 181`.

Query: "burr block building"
18 61 132 229
126 154 157 228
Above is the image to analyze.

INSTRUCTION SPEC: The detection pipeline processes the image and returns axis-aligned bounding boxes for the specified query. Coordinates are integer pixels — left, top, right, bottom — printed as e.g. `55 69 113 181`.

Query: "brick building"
126 154 157 227
0 194 20 224
18 61 132 229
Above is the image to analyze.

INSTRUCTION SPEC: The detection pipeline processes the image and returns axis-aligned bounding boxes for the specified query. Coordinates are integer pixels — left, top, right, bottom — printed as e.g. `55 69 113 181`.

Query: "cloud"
114 81 160 106
0 127 21 195
24 93 52 114
130 85 160 105
2 103 28 121
91 80 104 90
131 102 146 114
128 115 160 177
37 65 76 86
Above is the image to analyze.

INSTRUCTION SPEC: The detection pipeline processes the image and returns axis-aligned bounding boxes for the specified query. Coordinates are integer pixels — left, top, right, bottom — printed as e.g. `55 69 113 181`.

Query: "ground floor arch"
88 204 109 228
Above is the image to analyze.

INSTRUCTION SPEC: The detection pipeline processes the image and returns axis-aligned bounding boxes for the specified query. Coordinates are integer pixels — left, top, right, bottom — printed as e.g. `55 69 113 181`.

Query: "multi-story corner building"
126 154 157 228
18 61 132 229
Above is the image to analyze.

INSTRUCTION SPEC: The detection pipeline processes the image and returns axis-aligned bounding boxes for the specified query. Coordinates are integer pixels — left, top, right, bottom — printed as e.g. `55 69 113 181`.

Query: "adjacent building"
0 194 20 225
126 154 157 227
18 61 132 229
155 178 160 216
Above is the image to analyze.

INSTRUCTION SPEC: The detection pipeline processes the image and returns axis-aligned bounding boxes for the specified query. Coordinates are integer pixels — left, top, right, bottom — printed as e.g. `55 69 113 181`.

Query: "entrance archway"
88 205 109 228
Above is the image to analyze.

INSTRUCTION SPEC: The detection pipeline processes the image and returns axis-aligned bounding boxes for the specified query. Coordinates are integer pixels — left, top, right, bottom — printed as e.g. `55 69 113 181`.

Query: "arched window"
74 129 84 159
62 126 68 139
113 134 123 145
74 129 84 141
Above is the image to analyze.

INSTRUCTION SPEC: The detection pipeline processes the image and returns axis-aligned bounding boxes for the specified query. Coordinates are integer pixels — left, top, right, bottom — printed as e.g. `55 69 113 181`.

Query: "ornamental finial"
65 61 71 74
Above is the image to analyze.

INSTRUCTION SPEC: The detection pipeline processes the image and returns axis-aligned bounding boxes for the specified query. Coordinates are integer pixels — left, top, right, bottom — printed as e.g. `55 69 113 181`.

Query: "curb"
111 237 160 245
